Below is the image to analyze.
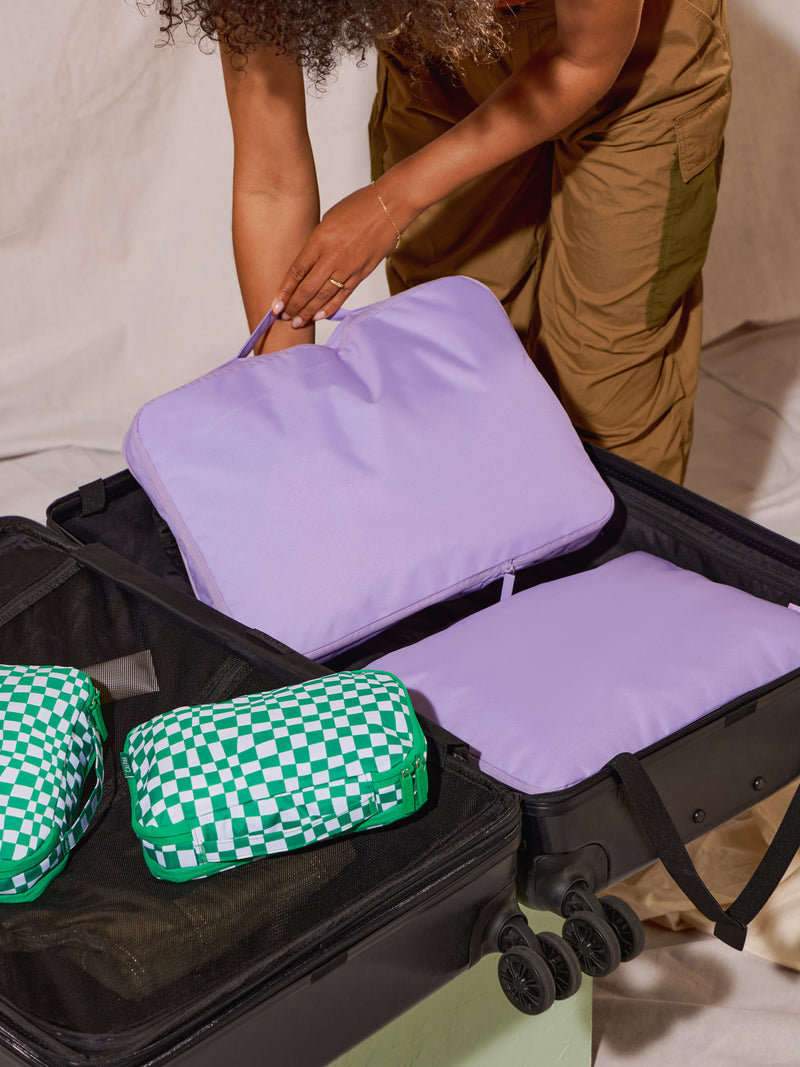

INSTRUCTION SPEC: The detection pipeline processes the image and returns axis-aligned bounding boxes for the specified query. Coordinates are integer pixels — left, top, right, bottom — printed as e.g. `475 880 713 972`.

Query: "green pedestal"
331 908 592 1067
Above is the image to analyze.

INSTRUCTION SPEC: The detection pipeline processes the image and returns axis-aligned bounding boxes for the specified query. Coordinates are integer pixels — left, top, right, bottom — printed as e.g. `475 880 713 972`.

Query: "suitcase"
47 444 800 983
0 515 545 1067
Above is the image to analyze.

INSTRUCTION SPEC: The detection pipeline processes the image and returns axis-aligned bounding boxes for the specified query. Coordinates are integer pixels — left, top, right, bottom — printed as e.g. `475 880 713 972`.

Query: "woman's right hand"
272 180 408 330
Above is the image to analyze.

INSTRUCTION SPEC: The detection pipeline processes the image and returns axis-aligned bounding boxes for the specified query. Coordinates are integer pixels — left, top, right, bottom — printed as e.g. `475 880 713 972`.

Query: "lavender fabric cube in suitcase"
369 552 800 794
123 276 613 661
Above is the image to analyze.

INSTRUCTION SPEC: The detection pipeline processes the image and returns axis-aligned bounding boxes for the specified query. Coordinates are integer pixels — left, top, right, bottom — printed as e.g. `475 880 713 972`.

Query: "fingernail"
272 300 285 315
312 310 327 322
280 313 291 321
291 316 305 329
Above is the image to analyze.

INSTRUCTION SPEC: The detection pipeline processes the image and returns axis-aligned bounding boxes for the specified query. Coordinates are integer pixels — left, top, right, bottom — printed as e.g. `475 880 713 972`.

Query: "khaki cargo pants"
370 0 732 482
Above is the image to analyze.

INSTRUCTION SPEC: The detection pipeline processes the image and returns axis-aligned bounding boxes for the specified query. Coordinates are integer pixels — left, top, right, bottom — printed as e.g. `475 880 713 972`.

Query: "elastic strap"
190 775 378 859
611 752 800 950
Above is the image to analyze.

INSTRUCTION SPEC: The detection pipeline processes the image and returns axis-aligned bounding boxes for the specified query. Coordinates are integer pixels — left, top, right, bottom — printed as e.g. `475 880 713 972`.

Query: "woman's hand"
272 182 405 327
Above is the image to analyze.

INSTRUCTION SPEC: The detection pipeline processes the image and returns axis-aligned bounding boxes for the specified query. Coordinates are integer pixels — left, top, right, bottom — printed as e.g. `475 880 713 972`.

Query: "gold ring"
328 277 346 289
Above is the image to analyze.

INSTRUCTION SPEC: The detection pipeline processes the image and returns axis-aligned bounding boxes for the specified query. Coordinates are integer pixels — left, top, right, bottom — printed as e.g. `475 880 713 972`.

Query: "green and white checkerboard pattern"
123 670 427 881
0 665 105 901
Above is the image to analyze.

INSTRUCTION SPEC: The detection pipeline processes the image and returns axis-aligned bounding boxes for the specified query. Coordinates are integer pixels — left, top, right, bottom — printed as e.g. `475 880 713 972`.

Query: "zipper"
88 689 108 741
313 561 516 660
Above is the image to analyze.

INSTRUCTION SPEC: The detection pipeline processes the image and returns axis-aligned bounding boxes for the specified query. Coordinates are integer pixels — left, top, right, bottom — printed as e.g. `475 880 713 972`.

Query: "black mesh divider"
50 475 194 596
0 520 518 1066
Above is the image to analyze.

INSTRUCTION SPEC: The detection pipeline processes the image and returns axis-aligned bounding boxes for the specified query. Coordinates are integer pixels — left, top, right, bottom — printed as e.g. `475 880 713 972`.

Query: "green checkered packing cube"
122 670 428 881
0 664 106 901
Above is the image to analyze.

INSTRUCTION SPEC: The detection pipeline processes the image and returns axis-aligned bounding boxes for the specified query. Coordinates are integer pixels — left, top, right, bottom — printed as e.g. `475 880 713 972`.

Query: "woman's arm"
273 0 644 328
221 42 319 352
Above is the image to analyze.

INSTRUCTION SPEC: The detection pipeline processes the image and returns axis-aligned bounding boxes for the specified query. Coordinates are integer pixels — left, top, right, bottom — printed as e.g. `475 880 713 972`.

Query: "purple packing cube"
368 551 800 794
123 276 613 660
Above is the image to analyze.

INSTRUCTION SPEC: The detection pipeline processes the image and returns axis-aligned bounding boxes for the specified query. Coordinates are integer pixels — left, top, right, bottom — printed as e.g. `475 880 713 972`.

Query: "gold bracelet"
372 182 402 249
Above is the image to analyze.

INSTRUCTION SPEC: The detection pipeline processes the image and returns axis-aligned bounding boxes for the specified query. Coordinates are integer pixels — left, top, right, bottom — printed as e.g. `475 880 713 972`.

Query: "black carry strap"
611 752 800 950
78 478 108 517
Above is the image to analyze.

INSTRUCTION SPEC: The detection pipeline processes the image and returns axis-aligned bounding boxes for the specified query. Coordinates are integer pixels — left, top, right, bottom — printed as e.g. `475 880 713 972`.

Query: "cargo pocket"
368 56 390 183
645 88 731 329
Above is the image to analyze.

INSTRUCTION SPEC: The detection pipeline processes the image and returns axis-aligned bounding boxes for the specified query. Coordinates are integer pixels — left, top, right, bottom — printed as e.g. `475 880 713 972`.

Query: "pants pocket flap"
675 88 731 183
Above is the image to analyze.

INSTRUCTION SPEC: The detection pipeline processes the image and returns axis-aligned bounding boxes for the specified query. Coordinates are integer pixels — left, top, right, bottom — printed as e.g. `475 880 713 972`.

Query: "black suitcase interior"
46 445 800 979
0 517 533 1067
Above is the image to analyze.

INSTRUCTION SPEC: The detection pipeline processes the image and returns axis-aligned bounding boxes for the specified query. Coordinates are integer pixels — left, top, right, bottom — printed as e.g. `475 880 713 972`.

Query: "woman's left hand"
271 183 403 327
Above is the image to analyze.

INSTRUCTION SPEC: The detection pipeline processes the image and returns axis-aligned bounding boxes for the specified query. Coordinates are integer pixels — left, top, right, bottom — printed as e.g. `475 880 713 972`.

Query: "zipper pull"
414 755 429 807
500 563 516 601
400 766 416 814
401 756 429 813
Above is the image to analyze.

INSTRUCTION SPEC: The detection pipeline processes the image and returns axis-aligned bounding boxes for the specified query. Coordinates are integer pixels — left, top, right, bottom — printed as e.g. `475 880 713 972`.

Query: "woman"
155 0 731 482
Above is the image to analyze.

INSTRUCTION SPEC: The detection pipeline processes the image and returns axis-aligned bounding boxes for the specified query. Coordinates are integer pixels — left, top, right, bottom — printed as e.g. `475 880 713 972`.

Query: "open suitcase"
47 443 800 985
0 516 540 1067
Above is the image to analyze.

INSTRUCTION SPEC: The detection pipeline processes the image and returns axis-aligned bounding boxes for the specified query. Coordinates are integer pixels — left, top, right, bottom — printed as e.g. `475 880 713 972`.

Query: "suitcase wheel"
536 930 583 1000
560 883 646 970
497 945 556 1016
560 882 599 918
599 895 646 963
497 913 539 952
561 911 622 978
496 916 582 1002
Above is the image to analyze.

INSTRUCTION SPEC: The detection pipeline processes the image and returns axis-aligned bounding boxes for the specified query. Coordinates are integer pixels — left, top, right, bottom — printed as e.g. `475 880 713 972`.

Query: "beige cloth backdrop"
0 3 389 472
2 0 798 463
2 0 800 971
1 0 798 480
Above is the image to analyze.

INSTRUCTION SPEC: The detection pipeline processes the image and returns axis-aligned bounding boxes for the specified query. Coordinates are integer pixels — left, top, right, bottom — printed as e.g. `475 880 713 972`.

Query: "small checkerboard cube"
0 665 105 901
122 670 427 881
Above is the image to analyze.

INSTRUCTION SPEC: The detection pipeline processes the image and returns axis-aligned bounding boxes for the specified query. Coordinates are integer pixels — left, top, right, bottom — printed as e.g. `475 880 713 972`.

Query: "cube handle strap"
235 303 359 361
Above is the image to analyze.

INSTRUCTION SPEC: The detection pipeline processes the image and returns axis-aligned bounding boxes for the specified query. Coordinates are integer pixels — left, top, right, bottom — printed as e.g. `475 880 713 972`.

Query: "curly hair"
147 1 507 82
